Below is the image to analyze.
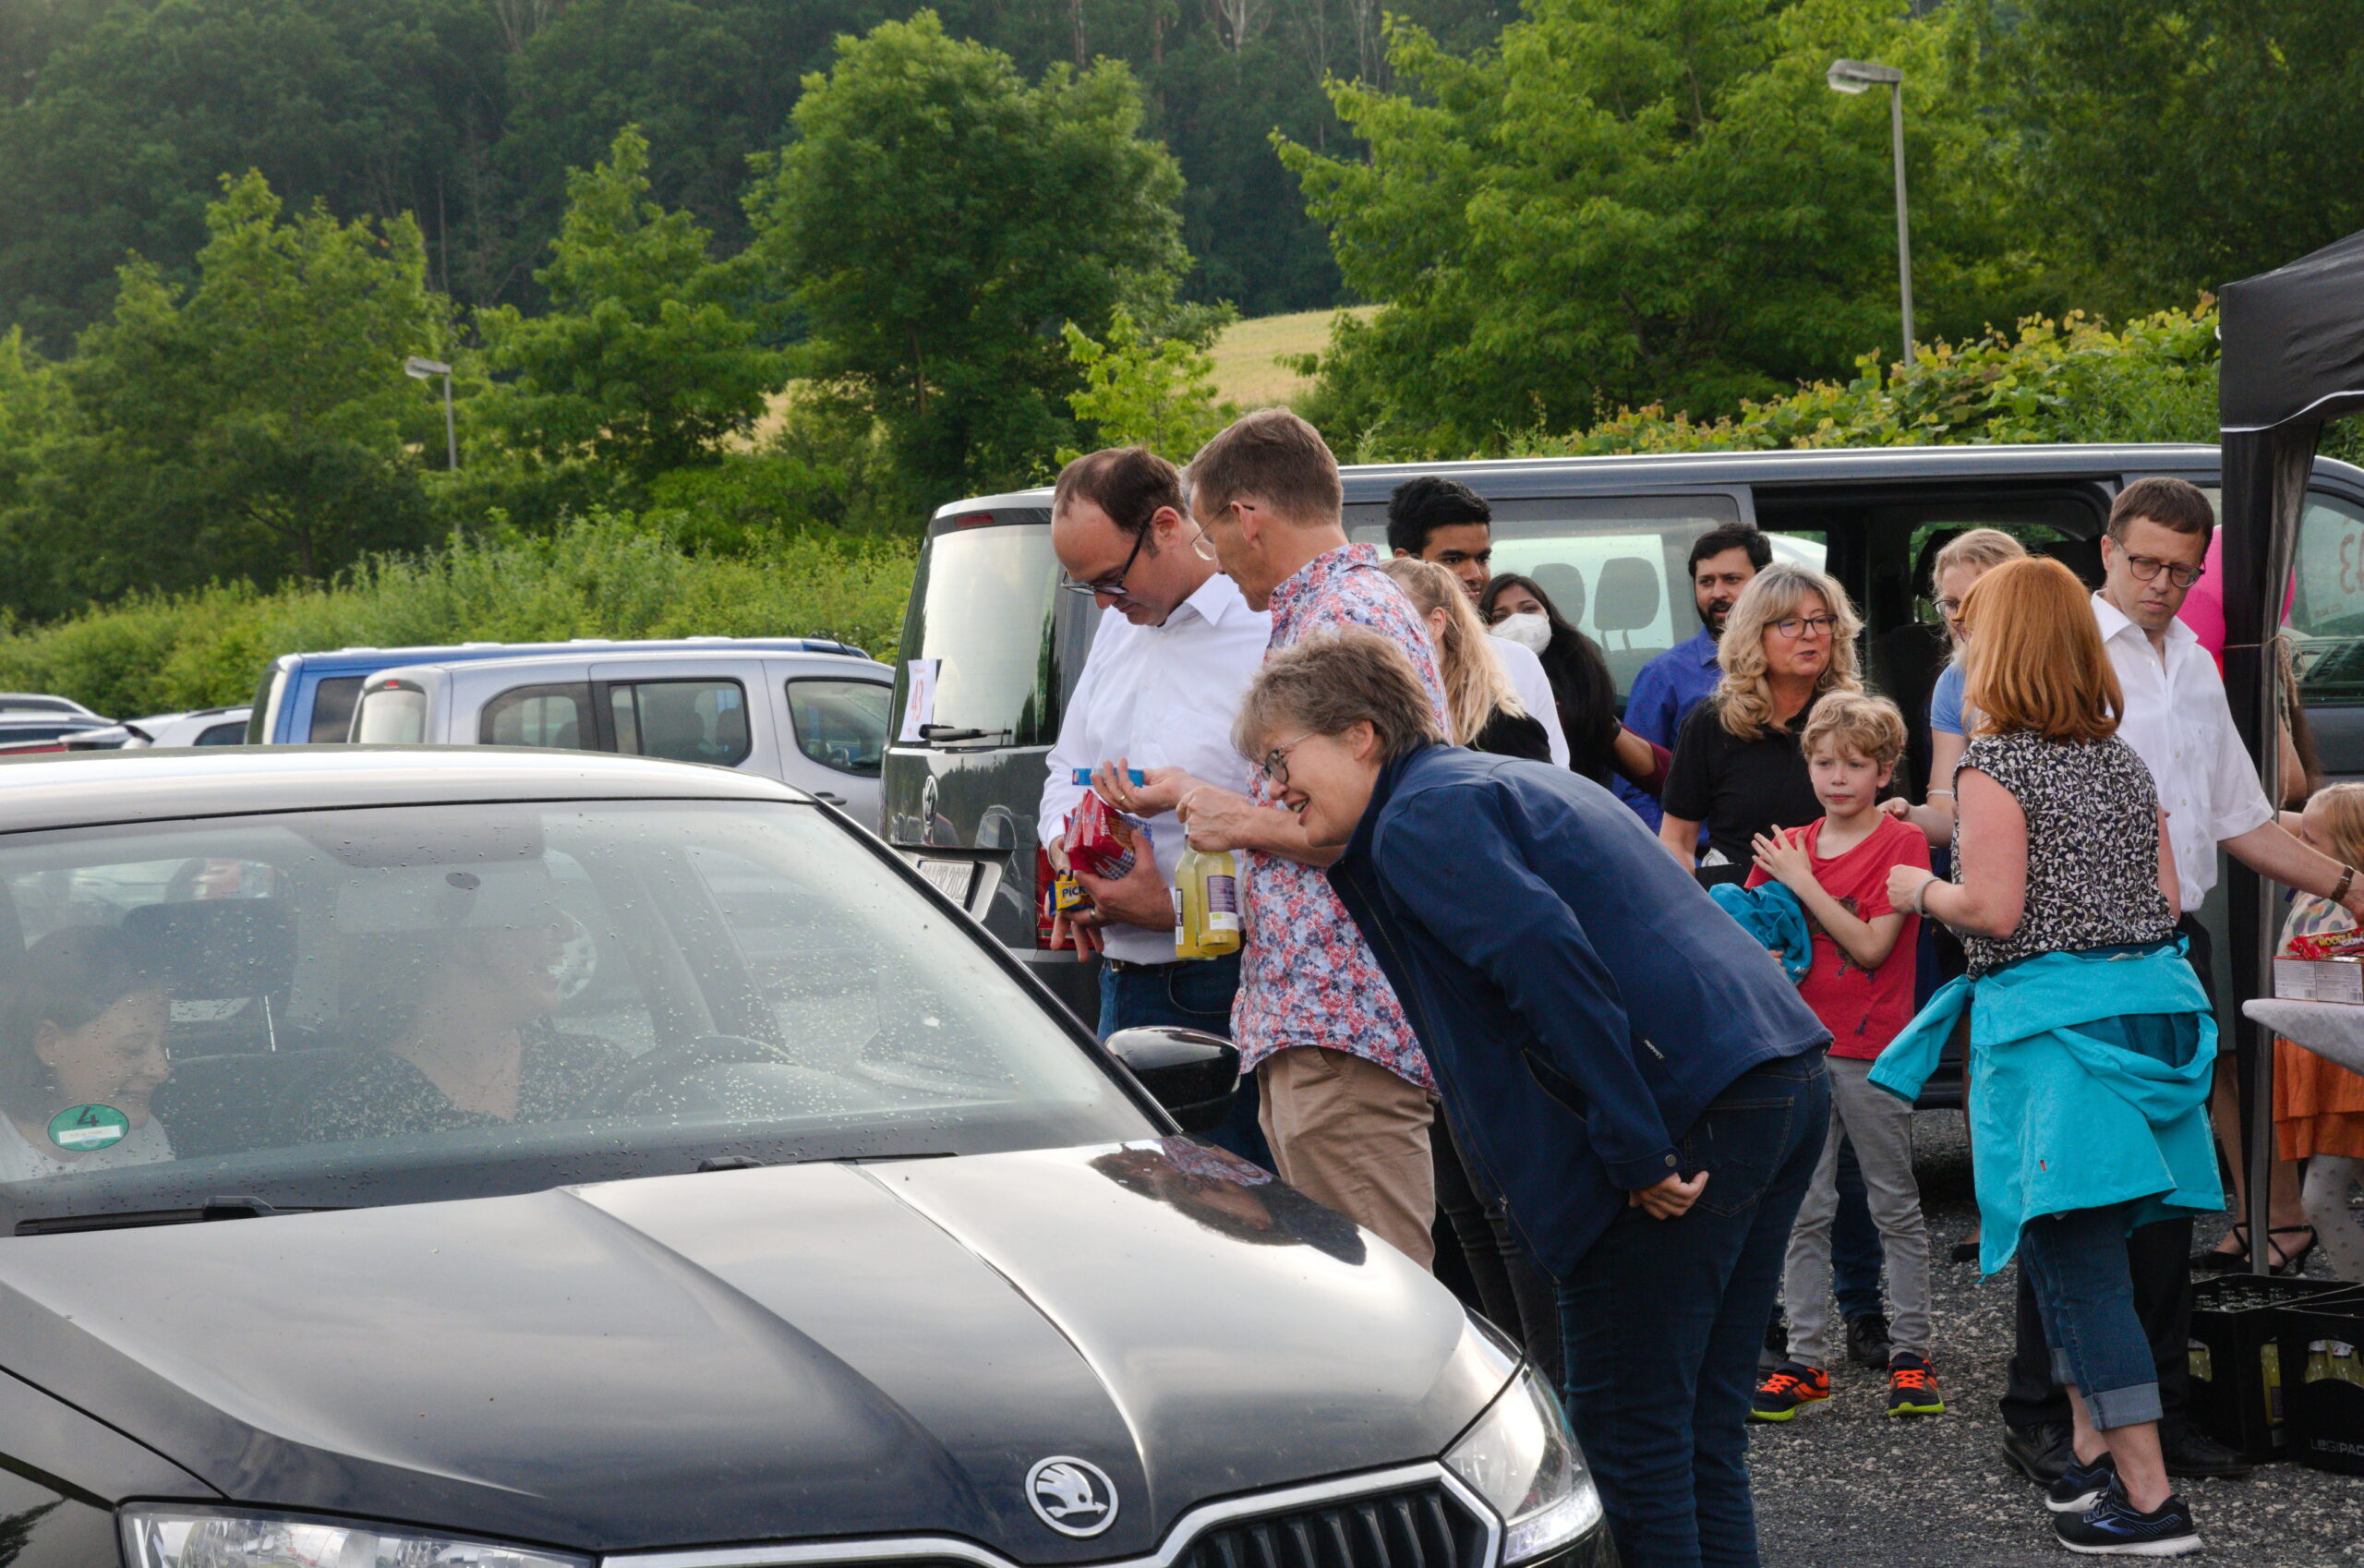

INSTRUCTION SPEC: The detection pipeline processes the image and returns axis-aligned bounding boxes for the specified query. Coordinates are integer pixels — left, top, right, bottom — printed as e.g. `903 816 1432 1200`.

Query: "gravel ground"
1748 1111 2364 1567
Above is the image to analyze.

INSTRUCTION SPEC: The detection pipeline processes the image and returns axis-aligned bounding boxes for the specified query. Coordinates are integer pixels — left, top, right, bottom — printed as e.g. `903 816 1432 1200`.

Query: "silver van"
348 647 895 825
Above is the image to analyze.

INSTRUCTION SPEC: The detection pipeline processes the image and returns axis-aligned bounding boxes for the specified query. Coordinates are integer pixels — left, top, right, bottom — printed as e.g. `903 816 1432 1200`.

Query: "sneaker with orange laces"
1750 1362 1830 1422
1887 1351 1946 1417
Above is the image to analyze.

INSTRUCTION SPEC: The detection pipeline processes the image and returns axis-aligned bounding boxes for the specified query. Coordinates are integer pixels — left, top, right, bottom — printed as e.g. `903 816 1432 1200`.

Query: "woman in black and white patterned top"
1948 724 2177 974
1883 557 2201 1551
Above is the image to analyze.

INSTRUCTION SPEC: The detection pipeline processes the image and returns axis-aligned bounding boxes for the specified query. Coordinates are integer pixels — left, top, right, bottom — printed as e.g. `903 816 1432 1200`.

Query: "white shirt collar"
1172 568 1249 629
2090 589 2198 655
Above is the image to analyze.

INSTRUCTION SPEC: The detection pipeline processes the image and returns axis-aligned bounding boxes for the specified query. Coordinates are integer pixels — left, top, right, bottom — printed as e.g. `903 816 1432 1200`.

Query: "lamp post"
1826 58 1914 369
404 356 458 471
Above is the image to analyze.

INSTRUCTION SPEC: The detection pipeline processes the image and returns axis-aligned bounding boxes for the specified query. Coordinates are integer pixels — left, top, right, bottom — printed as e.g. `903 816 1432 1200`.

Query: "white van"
348 647 894 826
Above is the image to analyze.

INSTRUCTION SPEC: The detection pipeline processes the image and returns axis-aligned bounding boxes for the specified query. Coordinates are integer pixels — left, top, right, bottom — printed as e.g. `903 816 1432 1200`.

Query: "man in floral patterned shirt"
1115 409 1449 1267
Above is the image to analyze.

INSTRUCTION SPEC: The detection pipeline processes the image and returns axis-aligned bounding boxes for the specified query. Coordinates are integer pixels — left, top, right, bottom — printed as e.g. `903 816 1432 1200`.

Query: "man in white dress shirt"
1384 476 1570 766
2000 476 2364 1486
1038 447 1272 1158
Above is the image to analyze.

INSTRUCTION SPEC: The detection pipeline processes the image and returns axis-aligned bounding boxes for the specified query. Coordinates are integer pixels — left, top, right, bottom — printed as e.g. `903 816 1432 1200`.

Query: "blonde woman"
1658 561 1864 877
1894 529 2027 847
1380 558 1555 760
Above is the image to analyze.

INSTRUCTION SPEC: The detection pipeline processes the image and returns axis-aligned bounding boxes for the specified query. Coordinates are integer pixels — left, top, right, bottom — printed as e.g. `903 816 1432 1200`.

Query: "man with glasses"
1038 448 1272 1161
1998 476 2364 1488
1114 410 1451 1268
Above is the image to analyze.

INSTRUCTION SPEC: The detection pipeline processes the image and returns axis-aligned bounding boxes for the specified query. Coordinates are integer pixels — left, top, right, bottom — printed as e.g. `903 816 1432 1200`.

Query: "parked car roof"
0 693 101 717
0 744 806 832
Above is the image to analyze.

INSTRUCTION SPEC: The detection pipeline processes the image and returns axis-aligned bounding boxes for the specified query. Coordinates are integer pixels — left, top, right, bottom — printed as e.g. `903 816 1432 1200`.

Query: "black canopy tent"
2217 227 2364 1262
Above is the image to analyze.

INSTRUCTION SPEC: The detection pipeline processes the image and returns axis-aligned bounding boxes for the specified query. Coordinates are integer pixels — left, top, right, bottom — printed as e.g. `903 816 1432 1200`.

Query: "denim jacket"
1328 743 1829 1276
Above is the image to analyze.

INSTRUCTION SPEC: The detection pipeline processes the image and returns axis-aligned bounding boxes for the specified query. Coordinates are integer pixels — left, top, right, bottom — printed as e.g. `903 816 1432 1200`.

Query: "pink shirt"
1232 544 1450 1088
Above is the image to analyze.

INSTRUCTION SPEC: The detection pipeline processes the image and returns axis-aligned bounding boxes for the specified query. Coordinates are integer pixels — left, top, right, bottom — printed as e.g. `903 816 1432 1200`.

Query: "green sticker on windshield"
47 1104 129 1152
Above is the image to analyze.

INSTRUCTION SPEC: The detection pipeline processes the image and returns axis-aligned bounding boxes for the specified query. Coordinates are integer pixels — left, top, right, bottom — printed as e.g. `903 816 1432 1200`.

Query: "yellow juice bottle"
1173 846 1243 959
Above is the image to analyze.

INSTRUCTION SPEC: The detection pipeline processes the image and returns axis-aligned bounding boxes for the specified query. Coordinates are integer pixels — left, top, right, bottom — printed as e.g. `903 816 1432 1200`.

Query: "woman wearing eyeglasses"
1658 562 1873 885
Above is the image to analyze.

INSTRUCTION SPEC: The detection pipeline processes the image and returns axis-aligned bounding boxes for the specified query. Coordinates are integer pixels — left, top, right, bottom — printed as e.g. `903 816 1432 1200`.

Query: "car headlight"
121 1507 589 1568
1442 1365 1604 1563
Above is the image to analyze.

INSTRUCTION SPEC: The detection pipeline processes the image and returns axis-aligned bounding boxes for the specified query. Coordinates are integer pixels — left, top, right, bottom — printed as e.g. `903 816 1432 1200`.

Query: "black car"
0 748 1612 1568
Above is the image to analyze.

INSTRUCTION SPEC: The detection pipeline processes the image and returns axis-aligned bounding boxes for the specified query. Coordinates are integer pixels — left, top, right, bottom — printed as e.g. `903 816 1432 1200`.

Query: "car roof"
273 637 866 677
0 745 809 835
371 648 893 682
932 443 2364 521
0 694 95 714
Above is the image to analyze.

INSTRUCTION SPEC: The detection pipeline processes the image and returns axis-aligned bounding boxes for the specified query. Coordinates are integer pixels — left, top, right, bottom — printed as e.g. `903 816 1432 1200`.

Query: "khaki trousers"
1257 1045 1436 1270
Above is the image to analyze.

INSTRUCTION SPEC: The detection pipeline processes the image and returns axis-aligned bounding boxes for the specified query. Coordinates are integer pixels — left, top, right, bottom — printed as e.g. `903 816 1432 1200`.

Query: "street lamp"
1826 58 1914 370
404 356 458 471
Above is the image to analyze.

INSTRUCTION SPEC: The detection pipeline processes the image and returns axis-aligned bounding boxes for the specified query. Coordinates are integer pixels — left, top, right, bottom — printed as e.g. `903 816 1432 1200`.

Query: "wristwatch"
2334 865 2357 906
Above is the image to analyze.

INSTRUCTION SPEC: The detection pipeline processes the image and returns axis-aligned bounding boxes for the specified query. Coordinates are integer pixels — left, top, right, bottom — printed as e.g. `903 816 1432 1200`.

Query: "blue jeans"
1097 952 1269 1169
1558 1053 1829 1568
2017 1202 2164 1430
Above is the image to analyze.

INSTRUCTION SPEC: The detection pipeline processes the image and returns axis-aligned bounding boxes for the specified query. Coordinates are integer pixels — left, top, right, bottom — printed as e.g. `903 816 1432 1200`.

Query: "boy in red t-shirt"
1741 694 1943 1423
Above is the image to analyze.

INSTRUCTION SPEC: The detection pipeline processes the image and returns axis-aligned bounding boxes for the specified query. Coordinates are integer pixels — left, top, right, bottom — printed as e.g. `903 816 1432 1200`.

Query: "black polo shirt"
1663 692 1864 872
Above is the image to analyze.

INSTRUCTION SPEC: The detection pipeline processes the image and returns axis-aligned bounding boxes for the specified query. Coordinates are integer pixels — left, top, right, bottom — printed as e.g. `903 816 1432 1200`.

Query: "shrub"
0 513 916 718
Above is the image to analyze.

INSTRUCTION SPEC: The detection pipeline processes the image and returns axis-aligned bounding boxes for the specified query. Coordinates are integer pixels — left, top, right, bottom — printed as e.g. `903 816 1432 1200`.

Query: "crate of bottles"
2274 1290 2364 1474
2188 1274 2362 1461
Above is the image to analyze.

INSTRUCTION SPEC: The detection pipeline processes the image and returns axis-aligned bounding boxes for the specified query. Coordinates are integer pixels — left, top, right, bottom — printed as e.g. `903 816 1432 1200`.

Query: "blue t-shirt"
1930 661 1966 739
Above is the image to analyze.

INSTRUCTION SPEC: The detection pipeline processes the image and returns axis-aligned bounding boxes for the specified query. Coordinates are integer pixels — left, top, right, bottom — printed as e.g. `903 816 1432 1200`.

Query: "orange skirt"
2274 1034 2364 1162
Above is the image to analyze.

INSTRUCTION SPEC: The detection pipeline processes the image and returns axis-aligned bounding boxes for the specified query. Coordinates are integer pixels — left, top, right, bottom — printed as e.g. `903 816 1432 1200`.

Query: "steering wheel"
590 1033 802 1115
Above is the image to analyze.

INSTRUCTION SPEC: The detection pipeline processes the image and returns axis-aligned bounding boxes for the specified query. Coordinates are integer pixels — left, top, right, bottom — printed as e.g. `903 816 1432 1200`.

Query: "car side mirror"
1104 1026 1239 1135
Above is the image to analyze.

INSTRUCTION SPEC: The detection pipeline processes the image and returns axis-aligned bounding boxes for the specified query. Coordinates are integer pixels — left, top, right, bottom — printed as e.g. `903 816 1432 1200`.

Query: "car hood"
0 1142 1506 1559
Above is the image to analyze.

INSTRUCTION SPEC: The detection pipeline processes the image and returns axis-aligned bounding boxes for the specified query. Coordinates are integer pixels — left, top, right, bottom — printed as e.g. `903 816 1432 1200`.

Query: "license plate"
915 858 976 904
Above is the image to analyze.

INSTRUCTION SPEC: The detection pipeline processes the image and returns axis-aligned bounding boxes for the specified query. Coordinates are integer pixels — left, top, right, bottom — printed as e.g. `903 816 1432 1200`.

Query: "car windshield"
0 799 1149 1230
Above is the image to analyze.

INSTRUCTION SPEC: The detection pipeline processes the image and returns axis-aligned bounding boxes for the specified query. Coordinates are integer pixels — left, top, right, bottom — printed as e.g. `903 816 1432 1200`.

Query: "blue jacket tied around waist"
1328 743 1830 1277
1869 940 2223 1275
1707 882 1813 984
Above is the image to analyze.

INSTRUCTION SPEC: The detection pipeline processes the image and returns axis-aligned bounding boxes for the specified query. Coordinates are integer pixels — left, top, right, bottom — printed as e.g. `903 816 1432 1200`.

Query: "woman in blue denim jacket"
1217 625 1829 1568
1871 558 2217 1558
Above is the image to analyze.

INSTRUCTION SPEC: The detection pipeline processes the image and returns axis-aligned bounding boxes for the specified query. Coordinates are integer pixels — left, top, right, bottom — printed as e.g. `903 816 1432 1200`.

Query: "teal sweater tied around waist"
1869 940 2224 1276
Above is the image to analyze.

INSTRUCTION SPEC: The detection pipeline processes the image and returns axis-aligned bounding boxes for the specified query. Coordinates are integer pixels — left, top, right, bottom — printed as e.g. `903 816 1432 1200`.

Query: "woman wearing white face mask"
1481 573 1669 793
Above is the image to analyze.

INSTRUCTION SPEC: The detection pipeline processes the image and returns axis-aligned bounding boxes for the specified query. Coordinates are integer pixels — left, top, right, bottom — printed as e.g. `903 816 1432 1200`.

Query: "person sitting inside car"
292 864 624 1141
0 925 175 1181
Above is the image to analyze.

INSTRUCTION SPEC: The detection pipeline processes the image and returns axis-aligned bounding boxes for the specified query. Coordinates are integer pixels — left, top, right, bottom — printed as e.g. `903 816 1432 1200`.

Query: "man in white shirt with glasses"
1039 447 1272 1161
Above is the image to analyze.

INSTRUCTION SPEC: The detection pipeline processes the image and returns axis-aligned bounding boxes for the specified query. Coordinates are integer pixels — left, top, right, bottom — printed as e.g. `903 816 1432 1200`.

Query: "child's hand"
1751 829 1814 890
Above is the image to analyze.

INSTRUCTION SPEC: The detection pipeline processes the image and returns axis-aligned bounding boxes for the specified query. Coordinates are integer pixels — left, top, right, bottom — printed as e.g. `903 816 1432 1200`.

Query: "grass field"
1207 306 1373 408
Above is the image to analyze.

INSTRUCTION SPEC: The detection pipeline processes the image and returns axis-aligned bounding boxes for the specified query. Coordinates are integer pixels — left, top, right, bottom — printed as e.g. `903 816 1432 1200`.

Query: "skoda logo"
1025 1455 1118 1538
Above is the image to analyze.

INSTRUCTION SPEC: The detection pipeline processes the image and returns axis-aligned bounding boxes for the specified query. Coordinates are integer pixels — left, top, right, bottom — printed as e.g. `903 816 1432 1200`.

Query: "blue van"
246 637 868 745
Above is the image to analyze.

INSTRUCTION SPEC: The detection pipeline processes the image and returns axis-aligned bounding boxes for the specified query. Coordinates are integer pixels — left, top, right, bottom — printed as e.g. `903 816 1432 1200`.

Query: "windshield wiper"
14 1195 344 1237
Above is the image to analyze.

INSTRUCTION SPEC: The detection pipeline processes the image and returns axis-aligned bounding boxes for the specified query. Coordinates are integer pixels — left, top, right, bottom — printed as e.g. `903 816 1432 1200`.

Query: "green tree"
1969 0 2364 316
1284 0 2048 454
7 172 450 615
0 0 512 351
1059 305 1241 460
745 12 1189 502
476 125 786 488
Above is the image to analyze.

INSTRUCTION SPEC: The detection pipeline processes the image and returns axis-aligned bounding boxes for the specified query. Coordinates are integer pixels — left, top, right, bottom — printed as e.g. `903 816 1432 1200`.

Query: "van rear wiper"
916 724 1011 744
14 1195 344 1236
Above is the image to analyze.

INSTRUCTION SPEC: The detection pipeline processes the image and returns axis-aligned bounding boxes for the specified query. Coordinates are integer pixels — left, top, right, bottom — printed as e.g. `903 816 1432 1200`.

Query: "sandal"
2190 1223 2250 1273
2269 1225 2319 1277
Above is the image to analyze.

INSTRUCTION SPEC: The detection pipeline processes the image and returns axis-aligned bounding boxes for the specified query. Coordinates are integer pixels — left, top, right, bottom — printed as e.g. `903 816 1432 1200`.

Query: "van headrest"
121 900 297 1001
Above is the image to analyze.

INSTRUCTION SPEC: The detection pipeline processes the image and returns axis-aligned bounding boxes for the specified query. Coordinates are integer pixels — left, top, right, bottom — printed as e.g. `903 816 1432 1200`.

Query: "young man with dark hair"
1038 448 1272 1163
1108 409 1452 1268
1621 524 1777 832
1384 476 1569 767
1998 474 2364 1486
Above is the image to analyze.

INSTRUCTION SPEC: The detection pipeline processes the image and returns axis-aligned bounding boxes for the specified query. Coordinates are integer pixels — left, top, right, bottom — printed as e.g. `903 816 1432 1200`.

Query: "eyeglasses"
1059 525 1150 599
1188 523 1219 563
1256 731 1315 788
1935 597 1966 623
2117 549 2206 590
1771 614 1839 639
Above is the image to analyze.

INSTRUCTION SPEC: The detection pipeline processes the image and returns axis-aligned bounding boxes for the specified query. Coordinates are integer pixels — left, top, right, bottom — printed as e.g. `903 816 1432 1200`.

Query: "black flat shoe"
2158 1418 2254 1481
1950 1239 1981 1264
2190 1223 2249 1273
